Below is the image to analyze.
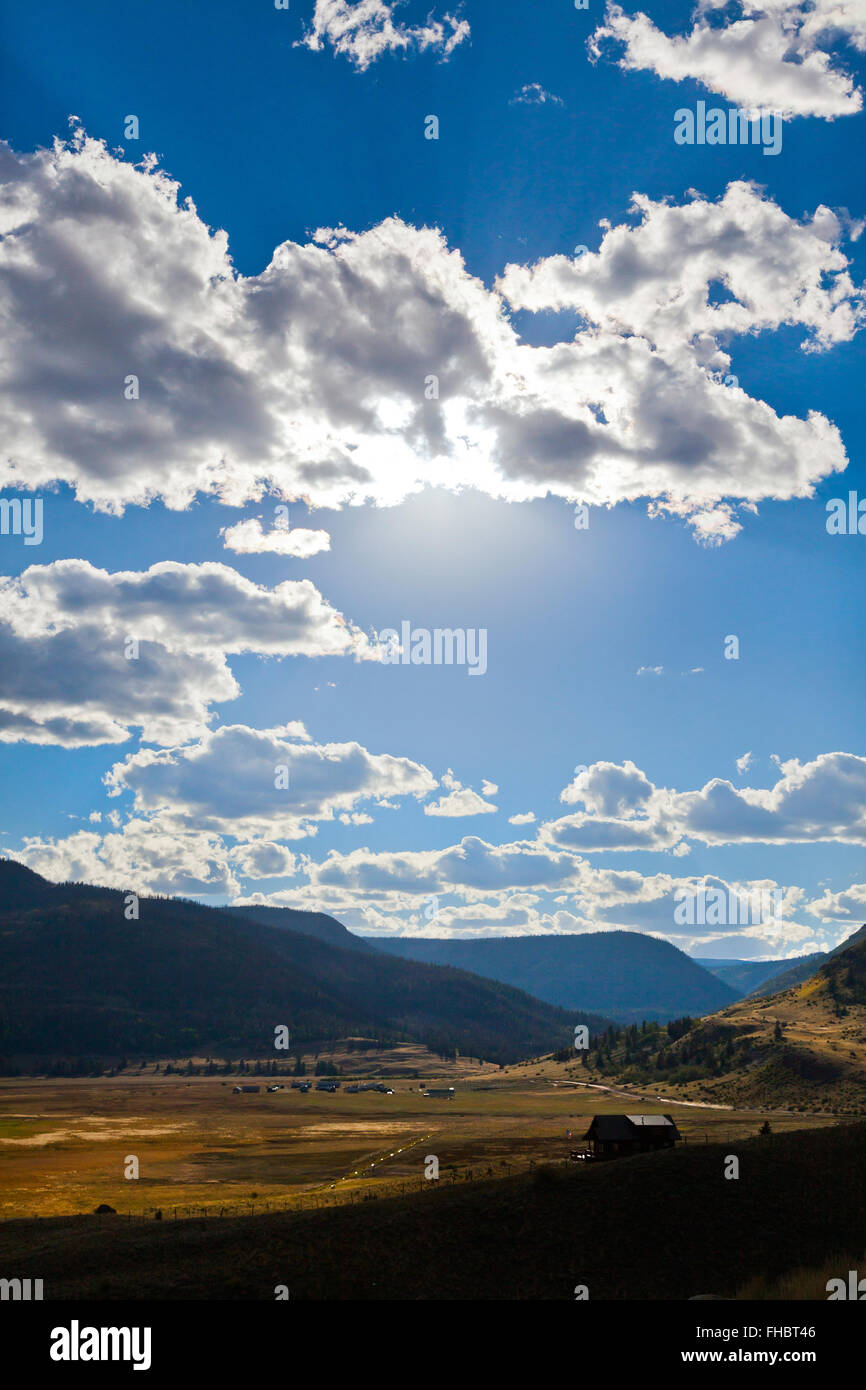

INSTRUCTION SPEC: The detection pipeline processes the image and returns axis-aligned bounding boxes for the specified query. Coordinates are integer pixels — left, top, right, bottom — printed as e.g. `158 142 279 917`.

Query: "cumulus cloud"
0 559 372 745
104 723 438 837
589 0 865 119
561 760 655 816
308 835 587 895
736 750 754 774
676 752 866 845
230 834 817 951
0 135 859 544
497 180 863 354
228 840 298 880
806 881 866 923
508 811 536 825
296 0 470 71
7 818 243 898
423 769 498 817
221 517 331 557
544 752 866 851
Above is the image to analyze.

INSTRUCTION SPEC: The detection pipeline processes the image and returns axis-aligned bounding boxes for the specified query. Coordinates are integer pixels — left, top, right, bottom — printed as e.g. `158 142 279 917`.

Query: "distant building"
584 1114 680 1159
424 1087 455 1099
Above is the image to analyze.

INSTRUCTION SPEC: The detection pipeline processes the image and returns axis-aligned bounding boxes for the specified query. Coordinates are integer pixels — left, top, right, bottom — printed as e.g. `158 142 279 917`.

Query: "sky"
0 0 865 958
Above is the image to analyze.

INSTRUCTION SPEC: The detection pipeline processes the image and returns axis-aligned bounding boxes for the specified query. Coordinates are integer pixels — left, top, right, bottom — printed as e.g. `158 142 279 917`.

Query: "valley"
0 1050 840 1222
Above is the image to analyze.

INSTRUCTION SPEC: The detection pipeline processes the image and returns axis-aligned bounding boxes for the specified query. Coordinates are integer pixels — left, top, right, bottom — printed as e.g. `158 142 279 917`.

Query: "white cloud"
309 835 587 894
6 818 243 898
736 750 754 774
561 759 655 815
636 665 664 676
805 881 866 923
104 723 438 837
676 752 866 845
423 769 498 817
545 752 866 851
228 840 298 880
497 180 863 354
589 1 865 119
253 837 819 951
221 518 331 557
510 83 564 106
0 136 859 544
0 559 372 746
508 811 536 825
296 0 470 71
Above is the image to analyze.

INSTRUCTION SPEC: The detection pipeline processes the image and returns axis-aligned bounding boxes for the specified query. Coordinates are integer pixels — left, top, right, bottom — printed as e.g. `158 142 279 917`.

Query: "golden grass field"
0 1042 841 1222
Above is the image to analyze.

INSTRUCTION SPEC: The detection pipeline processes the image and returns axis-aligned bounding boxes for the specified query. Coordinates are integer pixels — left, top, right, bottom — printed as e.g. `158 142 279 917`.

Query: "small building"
584 1113 680 1159
424 1087 455 1099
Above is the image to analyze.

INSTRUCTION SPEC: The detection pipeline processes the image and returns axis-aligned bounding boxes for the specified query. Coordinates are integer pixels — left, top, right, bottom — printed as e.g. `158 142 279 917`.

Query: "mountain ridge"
0 860 602 1065
368 929 737 1023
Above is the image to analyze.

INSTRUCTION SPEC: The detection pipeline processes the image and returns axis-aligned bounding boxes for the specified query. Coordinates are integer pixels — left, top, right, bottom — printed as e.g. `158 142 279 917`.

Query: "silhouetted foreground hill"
0 861 599 1064
3 1122 864 1299
370 930 737 1023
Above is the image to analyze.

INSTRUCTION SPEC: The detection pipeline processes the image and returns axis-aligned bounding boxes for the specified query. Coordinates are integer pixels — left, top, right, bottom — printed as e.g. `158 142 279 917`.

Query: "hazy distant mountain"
369 931 737 1023
746 929 866 998
695 955 824 996
0 860 600 1065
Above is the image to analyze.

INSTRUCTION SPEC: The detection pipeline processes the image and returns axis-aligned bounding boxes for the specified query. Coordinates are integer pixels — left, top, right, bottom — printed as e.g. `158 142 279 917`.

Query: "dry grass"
0 1048 840 1221
736 1251 866 1300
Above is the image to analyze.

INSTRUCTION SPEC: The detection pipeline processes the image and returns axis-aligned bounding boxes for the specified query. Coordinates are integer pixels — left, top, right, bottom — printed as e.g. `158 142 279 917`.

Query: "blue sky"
1 0 865 957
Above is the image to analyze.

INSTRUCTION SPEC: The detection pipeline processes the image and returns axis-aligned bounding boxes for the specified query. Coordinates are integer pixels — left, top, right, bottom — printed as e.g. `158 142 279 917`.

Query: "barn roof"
583 1113 681 1140
626 1114 677 1127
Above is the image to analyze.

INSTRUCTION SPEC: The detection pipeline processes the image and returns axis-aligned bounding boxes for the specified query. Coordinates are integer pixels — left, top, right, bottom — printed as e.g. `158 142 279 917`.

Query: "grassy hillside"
371 930 737 1022
589 926 866 1111
0 861 600 1066
747 927 866 999
3 1120 864 1299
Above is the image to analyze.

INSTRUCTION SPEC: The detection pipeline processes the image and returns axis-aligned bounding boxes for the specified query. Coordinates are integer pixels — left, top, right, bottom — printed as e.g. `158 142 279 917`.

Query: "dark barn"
584 1114 681 1159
